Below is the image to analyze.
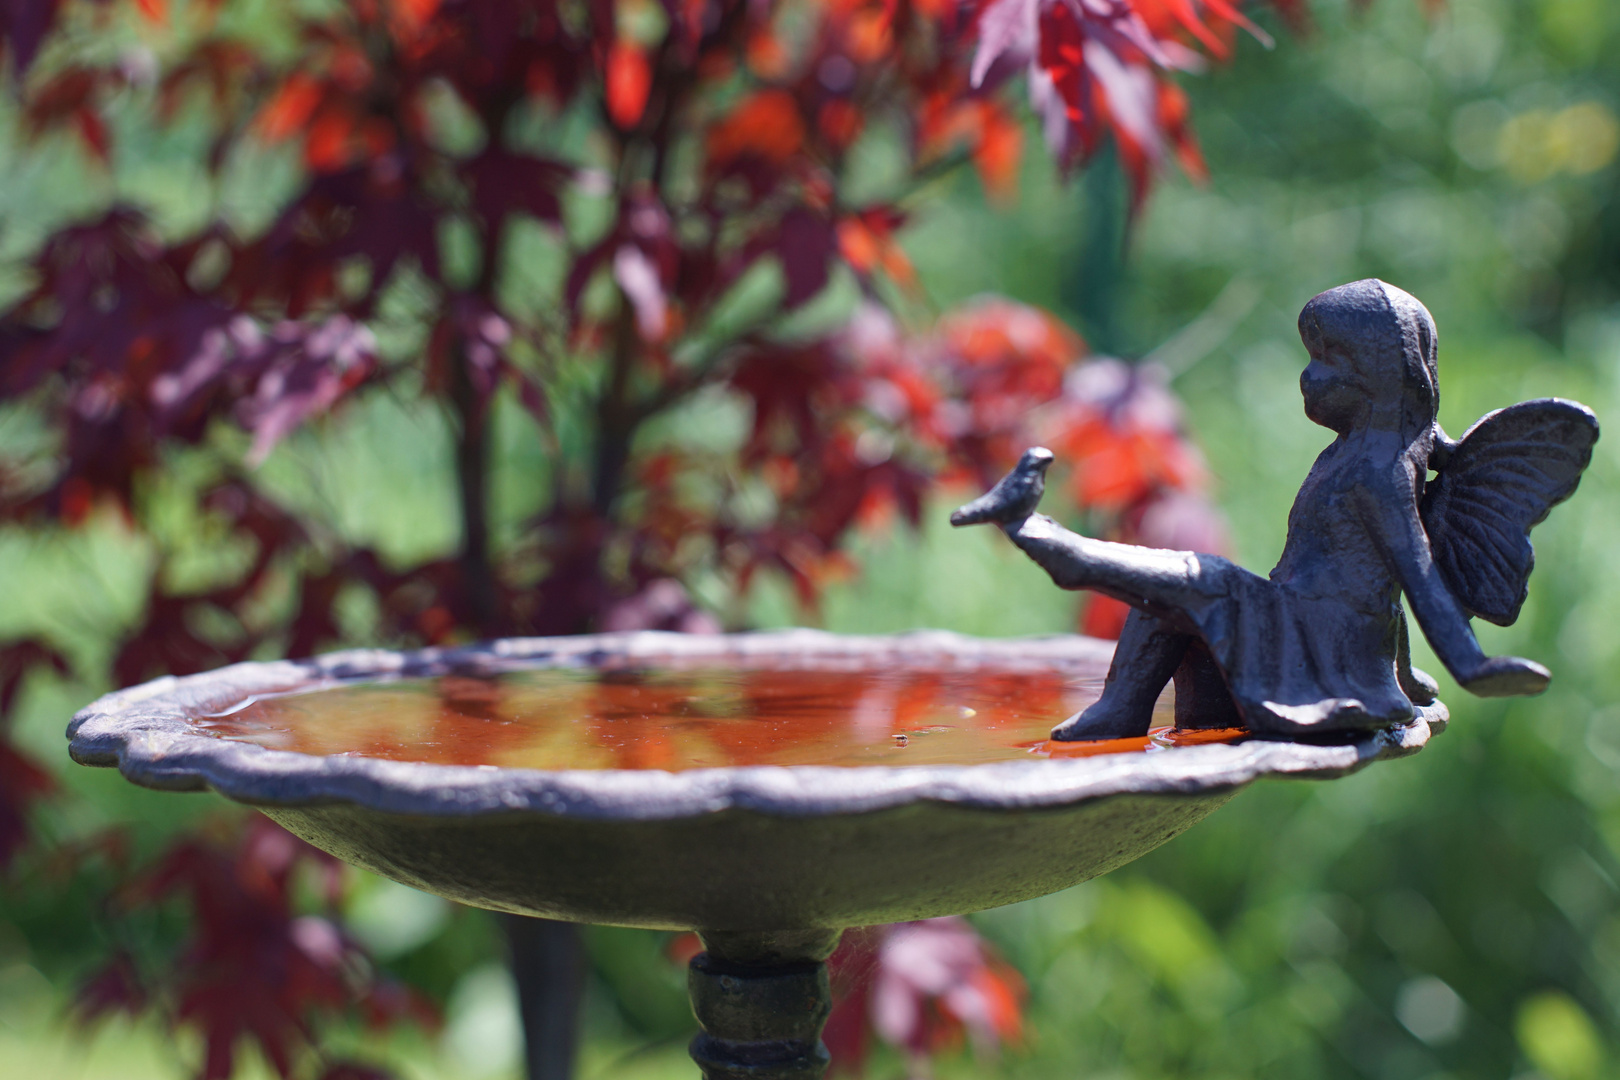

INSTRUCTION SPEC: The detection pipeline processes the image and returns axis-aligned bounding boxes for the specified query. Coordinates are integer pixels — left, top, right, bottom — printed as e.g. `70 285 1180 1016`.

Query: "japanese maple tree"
0 0 1287 1076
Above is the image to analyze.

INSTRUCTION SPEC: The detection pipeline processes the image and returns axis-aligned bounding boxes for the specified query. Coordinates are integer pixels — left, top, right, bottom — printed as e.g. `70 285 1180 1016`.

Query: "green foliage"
1517 991 1606 1080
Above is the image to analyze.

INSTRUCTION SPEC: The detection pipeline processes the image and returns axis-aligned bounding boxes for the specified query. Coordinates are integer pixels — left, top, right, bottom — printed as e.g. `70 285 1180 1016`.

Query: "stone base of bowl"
688 930 843 1080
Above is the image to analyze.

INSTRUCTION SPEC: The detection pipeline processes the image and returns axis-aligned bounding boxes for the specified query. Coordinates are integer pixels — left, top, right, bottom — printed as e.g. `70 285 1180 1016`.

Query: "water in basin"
194 660 1245 770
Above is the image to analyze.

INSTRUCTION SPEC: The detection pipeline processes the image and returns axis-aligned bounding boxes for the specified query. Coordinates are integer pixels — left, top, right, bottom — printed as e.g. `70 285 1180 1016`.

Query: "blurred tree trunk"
503 916 587 1080
453 334 587 1080
1067 144 1129 356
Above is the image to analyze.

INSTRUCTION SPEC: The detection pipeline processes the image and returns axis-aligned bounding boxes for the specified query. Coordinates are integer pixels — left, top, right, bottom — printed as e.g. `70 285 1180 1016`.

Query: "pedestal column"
687 928 844 1080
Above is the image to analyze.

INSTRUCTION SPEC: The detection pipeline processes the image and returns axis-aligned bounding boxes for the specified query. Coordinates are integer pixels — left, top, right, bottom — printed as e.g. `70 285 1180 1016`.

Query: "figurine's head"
1297 279 1439 440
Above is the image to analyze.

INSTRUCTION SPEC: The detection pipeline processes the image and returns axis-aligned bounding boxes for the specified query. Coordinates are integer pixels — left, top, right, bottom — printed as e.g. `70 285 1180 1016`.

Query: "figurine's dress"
1182 560 1414 731
1171 451 1418 733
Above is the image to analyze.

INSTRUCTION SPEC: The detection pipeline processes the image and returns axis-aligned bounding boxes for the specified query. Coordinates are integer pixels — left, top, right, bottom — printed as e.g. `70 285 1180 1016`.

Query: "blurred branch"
592 304 641 518
1145 276 1263 379
450 335 498 635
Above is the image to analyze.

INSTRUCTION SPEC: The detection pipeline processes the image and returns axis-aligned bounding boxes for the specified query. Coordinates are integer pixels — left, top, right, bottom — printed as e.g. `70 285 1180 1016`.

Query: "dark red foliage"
0 638 69 871
825 921 1026 1075
0 0 65 81
0 0 1272 662
0 210 379 523
0 737 56 871
0 637 68 715
79 818 433 1080
825 929 882 1073
76 950 147 1024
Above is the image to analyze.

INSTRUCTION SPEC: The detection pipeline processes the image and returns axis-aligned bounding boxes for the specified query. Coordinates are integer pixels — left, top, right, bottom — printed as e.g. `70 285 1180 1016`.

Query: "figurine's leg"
1173 638 1245 729
1053 610 1188 741
1002 514 1222 629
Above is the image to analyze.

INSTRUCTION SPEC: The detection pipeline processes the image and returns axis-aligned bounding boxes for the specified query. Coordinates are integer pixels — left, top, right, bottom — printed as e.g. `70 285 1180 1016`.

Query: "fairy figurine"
952 279 1599 741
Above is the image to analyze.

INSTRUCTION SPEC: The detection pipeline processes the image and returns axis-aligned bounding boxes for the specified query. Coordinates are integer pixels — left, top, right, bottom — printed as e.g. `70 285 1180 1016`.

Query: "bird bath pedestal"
67 630 1440 1079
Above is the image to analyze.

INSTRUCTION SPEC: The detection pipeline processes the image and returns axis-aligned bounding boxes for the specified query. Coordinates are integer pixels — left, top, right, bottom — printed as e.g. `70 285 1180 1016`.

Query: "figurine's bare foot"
950 447 1053 527
1398 664 1440 706
1051 698 1154 742
1459 656 1550 697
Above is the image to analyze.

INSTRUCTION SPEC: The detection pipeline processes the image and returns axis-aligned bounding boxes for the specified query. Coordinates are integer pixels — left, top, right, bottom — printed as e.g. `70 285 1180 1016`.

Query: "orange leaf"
390 0 442 32
707 90 805 168
837 214 914 288
745 30 789 79
973 104 1023 204
939 297 1086 371
134 0 168 23
880 243 915 289
1069 437 1148 508
257 74 323 142
667 932 703 966
1157 80 1208 183
1080 594 1131 639
844 8 891 63
304 107 358 172
972 961 1027 1044
606 40 651 129
837 219 878 274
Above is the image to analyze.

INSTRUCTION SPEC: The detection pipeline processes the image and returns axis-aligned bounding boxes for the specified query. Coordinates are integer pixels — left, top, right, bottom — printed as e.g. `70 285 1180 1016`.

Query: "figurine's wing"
1420 398 1598 626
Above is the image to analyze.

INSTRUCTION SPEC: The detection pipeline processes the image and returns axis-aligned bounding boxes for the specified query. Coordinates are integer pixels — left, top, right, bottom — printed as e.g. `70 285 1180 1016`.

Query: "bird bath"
67 629 1441 1079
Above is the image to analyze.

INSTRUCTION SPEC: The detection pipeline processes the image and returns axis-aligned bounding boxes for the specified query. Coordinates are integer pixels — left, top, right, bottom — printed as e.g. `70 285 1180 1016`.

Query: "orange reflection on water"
1034 726 1252 758
193 661 1239 771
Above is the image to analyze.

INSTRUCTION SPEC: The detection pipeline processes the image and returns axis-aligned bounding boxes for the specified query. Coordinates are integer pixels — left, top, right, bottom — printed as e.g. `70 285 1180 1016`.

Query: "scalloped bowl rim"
66 629 1444 821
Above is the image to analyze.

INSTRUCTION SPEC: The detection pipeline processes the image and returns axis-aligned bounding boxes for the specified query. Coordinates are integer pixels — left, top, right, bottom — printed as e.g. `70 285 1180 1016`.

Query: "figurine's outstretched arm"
1360 479 1549 698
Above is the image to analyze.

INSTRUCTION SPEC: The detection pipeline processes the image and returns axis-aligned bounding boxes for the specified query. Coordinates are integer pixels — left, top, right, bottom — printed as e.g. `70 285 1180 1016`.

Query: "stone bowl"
66 629 1441 932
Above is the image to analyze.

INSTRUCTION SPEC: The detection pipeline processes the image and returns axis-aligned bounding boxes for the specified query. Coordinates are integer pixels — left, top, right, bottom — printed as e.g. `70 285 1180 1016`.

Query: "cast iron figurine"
953 279 1599 741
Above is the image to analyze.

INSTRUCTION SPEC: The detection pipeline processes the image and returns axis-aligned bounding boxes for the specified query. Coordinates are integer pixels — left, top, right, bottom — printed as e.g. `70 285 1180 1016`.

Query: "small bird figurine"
949 447 1054 527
